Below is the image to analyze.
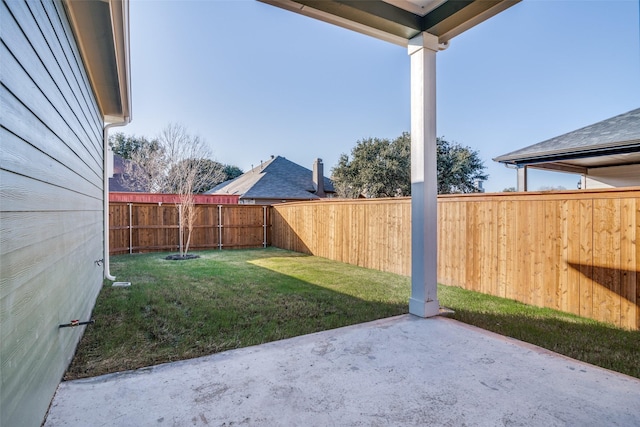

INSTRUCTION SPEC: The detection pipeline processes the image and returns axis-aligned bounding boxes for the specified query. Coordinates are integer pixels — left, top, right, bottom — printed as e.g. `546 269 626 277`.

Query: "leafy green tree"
331 133 411 198
331 133 487 197
538 185 567 191
109 132 159 159
223 165 243 181
436 137 488 194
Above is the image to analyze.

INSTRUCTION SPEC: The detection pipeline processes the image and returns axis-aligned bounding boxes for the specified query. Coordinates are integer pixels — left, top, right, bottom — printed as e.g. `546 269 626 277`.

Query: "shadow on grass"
447 307 640 379
65 248 409 380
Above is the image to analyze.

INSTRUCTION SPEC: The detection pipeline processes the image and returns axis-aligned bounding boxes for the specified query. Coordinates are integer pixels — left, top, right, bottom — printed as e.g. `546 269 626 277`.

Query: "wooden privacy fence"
272 198 412 275
272 188 639 330
109 203 271 255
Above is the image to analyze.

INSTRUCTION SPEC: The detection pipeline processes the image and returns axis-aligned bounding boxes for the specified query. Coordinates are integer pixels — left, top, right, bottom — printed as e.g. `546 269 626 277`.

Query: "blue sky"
122 0 639 193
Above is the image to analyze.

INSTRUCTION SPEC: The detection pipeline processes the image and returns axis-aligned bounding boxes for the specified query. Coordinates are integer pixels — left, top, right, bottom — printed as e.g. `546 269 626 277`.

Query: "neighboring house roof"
109 154 140 192
493 108 640 173
205 156 335 200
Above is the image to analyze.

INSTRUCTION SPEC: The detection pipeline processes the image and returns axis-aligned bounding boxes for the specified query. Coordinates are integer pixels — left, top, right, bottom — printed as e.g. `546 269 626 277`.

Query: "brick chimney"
313 158 325 197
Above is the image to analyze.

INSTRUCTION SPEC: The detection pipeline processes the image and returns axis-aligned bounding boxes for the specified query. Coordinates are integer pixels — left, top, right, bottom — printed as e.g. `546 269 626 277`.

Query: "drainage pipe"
103 120 130 280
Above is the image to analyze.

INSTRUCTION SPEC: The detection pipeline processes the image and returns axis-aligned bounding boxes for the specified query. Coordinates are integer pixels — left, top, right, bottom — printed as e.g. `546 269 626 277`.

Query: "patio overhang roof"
258 0 520 318
494 108 640 174
258 0 520 46
495 147 640 175
63 0 131 123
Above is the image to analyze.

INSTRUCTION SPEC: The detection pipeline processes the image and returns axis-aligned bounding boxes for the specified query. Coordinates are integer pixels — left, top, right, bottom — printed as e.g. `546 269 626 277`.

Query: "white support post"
408 32 440 318
517 166 528 192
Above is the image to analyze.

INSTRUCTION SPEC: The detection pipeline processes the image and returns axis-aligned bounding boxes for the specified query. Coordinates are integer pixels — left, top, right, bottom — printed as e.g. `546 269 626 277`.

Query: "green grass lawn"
65 248 639 380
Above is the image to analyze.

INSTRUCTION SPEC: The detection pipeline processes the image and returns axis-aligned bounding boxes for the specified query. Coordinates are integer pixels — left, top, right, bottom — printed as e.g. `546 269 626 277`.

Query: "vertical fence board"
619 198 638 330
541 200 562 309
532 201 544 307
592 199 621 327
579 200 595 320
496 200 508 298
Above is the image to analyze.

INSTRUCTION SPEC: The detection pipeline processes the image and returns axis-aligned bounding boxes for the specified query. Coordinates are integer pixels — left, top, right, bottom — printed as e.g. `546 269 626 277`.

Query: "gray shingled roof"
494 108 640 165
205 156 335 200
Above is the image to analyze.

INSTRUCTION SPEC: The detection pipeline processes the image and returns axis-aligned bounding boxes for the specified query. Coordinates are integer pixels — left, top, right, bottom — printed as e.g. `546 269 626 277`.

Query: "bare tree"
124 143 166 192
122 123 225 257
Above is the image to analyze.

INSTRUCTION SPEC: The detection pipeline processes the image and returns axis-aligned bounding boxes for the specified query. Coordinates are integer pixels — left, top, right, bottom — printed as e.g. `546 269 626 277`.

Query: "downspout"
103 119 130 280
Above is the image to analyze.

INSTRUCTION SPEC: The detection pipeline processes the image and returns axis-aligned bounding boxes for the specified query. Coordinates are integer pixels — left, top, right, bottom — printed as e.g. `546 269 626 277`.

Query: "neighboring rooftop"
205 156 335 203
494 108 640 172
109 154 134 192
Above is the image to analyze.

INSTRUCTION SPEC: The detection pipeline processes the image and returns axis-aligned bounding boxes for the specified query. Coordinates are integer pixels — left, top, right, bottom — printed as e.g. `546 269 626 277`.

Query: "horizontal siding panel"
1 128 101 199
28 0 103 149
0 86 101 188
2 0 102 163
1 170 102 212
0 233 102 426
0 210 101 259
1 0 106 424
0 41 101 181
0 87 101 190
0 214 102 305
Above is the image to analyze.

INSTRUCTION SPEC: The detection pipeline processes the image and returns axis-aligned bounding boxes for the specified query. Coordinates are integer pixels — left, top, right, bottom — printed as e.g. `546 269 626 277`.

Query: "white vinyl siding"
1 1 105 425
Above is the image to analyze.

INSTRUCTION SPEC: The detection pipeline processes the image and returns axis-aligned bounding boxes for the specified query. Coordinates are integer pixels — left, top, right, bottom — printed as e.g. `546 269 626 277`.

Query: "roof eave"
63 0 131 123
493 140 640 166
258 0 521 46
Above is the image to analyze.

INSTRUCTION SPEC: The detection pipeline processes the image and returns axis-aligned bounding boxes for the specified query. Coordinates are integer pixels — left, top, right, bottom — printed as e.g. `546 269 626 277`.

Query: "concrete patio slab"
45 315 639 426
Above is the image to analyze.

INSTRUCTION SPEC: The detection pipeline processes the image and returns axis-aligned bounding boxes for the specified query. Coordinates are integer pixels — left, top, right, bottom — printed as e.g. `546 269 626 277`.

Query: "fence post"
178 204 183 256
128 203 132 255
263 205 267 248
218 205 223 250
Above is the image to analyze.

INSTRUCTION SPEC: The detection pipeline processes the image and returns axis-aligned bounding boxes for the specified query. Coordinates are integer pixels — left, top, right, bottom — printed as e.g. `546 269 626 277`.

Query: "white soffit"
258 0 521 46
382 0 446 17
64 0 131 122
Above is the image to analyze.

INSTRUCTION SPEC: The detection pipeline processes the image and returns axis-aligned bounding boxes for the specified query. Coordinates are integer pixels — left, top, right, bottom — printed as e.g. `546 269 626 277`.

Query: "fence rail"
109 203 270 255
272 188 639 330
